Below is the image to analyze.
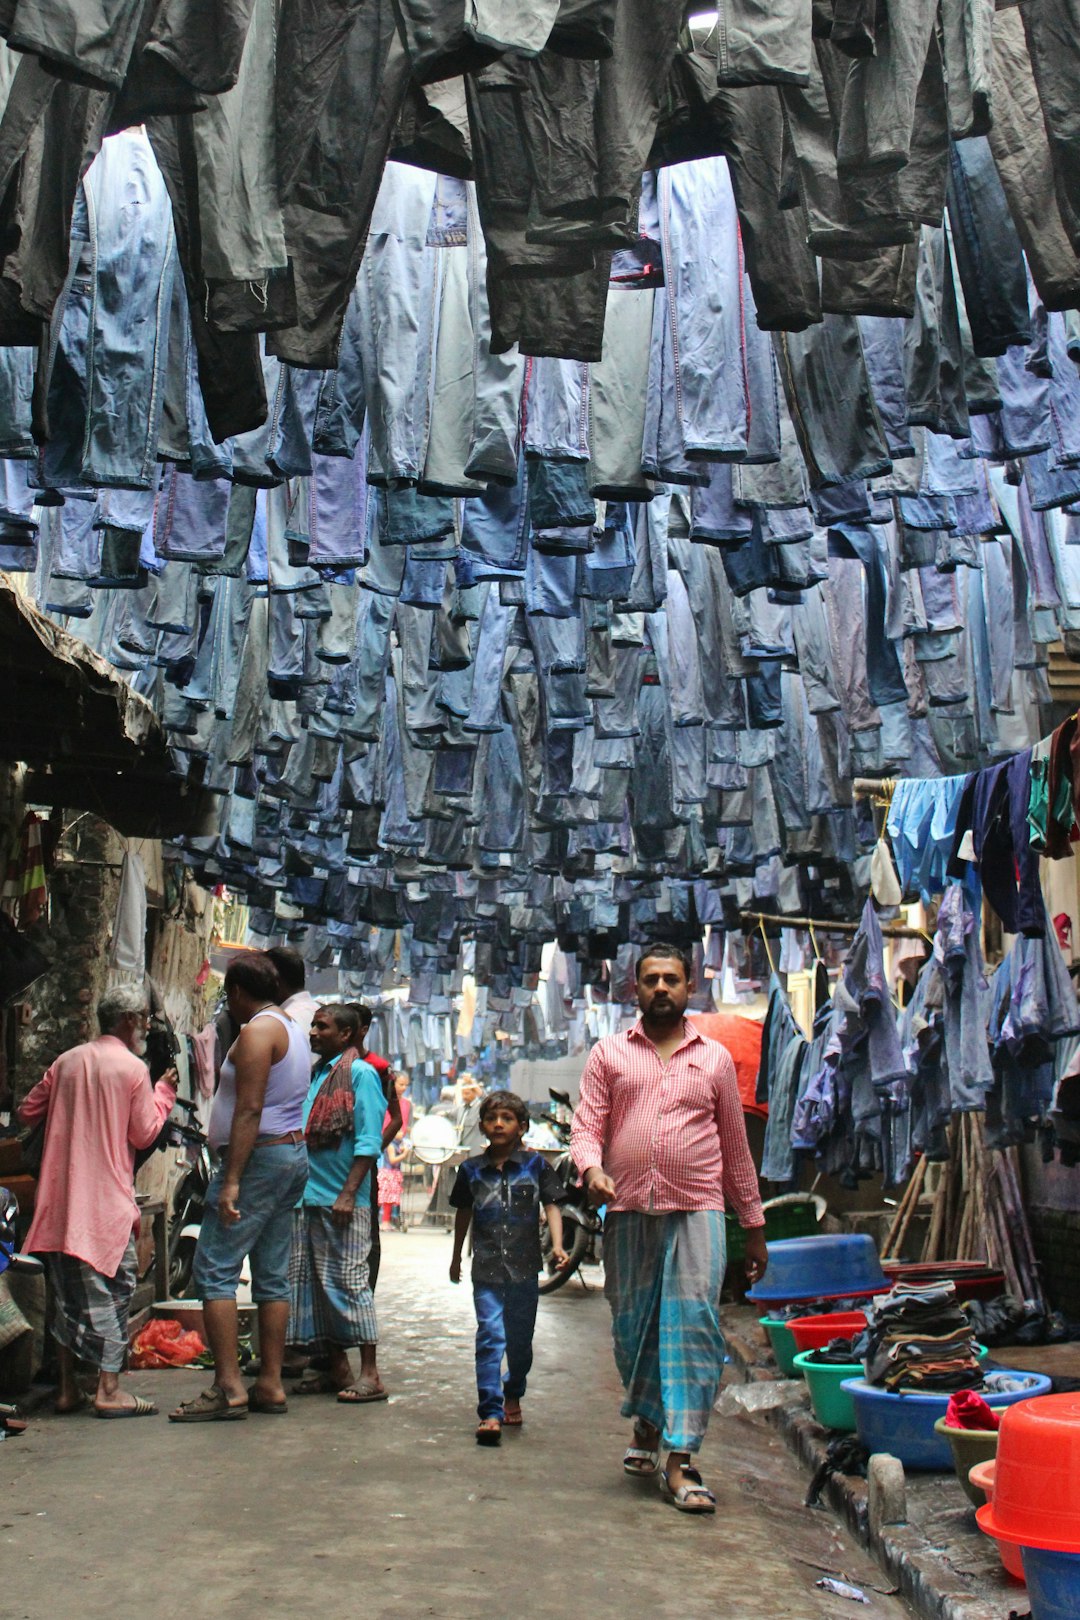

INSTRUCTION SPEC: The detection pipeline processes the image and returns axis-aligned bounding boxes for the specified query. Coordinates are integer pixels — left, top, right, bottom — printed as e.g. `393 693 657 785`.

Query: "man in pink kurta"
19 984 176 1416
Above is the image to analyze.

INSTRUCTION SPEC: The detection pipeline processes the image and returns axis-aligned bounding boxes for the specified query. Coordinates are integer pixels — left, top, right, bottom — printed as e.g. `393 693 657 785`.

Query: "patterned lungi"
289 1206 378 1352
46 1239 138 1373
603 1209 727 1454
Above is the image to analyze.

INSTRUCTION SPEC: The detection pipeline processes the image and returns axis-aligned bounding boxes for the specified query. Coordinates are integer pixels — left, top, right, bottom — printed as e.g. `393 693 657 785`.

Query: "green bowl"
794 1350 861 1430
760 1316 801 1377
933 1417 999 1506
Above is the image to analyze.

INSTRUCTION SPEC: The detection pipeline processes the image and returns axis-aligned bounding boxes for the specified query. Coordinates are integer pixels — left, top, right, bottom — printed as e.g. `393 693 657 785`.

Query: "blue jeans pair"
193 1142 309 1304
473 1279 538 1421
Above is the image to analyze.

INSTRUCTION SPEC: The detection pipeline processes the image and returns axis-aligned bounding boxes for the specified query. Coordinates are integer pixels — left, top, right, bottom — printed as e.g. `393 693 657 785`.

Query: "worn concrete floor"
5 1232 918 1620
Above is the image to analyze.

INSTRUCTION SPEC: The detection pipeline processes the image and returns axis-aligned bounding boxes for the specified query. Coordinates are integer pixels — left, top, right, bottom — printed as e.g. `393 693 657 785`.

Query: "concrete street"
4 1232 917 1620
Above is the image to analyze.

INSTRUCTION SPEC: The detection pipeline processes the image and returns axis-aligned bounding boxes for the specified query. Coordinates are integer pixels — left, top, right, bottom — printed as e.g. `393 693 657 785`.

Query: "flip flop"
476 1419 502 1446
337 1379 388 1404
53 1395 88 1417
291 1371 340 1396
246 1388 289 1415
623 1422 660 1475
623 1445 660 1476
168 1385 248 1422
660 1464 716 1515
503 1404 523 1427
94 1395 158 1419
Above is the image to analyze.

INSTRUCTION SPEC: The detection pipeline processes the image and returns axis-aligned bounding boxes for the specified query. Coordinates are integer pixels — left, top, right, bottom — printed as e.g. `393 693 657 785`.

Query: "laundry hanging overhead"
1 6 1080 998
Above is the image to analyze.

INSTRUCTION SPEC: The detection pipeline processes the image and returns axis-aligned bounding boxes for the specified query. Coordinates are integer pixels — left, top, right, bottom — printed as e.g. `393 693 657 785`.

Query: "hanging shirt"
571 1020 765 1223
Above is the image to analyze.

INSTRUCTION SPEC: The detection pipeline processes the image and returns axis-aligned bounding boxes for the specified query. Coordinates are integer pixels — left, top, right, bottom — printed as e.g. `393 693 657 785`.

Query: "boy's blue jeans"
473 1280 539 1420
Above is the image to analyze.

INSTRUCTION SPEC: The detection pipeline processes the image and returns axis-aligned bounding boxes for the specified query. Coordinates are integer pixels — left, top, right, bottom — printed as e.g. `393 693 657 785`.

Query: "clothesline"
739 910 930 941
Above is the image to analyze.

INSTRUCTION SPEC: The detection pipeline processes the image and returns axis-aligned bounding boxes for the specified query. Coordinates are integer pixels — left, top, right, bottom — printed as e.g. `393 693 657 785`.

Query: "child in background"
378 1133 407 1230
449 1090 568 1445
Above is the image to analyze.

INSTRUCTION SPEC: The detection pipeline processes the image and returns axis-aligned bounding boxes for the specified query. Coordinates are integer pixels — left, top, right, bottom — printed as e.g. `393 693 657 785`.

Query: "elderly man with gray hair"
18 984 177 1416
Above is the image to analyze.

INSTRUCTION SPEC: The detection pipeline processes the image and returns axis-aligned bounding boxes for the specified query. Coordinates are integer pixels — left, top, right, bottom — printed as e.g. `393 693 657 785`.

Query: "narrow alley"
5 1233 915 1620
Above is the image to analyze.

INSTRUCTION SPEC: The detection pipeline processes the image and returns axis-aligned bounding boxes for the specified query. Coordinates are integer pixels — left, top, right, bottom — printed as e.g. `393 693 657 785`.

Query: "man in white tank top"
171 953 310 1422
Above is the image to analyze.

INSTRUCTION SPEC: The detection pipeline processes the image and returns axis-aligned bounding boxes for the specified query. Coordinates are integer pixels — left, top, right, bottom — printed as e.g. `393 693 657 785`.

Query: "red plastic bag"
944 1390 1000 1431
130 1317 206 1369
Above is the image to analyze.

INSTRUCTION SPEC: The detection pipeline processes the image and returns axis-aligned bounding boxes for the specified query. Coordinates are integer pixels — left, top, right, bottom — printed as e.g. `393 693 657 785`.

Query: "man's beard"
132 1035 148 1056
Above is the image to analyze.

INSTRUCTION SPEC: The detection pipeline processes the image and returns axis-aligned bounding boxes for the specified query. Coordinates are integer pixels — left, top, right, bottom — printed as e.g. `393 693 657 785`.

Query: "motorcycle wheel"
538 1215 590 1295
169 1234 198 1298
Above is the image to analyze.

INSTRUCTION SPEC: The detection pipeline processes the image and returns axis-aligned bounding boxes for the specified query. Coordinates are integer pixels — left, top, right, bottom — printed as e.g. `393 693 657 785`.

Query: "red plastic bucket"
788 1312 868 1354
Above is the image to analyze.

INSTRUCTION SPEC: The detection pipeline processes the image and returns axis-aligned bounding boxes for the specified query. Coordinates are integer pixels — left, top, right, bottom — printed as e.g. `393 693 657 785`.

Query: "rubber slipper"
503 1405 523 1427
53 1395 88 1417
291 1372 340 1396
94 1395 158 1419
660 1465 716 1514
168 1385 247 1422
476 1420 501 1446
246 1388 289 1415
337 1380 388 1404
623 1445 660 1476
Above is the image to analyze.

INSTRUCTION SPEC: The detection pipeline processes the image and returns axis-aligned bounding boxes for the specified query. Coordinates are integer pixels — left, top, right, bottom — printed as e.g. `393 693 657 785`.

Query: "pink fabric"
571 1019 766 1225
18 1036 176 1276
193 1024 217 1099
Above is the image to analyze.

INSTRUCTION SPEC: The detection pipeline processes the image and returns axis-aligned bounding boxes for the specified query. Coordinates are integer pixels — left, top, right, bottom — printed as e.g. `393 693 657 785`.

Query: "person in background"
571 941 768 1514
266 945 320 1038
290 1004 387 1403
453 1073 486 1151
449 1090 568 1445
378 1072 412 1229
170 953 310 1422
346 1002 402 1289
19 984 177 1417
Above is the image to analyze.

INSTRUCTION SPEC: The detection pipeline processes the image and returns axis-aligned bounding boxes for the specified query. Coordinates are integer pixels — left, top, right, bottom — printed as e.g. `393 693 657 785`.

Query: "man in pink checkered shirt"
572 941 767 1515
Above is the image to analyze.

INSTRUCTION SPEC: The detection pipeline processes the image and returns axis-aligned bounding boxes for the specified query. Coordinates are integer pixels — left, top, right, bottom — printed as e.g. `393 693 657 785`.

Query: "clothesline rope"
739 910 930 941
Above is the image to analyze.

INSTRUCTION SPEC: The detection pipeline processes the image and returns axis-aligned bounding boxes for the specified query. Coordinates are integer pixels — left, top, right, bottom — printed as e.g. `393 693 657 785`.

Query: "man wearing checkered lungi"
288 1004 388 1405
571 943 769 1514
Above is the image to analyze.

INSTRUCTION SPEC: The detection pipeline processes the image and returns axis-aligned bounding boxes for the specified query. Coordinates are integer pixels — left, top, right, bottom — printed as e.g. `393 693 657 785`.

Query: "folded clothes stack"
862 1282 981 1393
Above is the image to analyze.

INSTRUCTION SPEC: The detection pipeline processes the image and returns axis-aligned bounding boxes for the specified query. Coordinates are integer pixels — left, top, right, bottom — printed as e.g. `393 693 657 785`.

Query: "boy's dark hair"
479 1090 530 1129
265 945 305 995
224 952 283 1003
635 940 693 981
346 1000 374 1030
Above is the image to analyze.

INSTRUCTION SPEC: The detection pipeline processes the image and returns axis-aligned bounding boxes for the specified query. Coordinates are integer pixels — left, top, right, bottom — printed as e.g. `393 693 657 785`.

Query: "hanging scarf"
305 1046 358 1149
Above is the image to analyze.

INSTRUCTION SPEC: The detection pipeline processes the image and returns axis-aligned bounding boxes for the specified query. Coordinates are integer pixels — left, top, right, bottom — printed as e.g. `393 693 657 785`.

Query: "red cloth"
944 1390 1000 1431
689 1013 767 1118
570 1019 765 1225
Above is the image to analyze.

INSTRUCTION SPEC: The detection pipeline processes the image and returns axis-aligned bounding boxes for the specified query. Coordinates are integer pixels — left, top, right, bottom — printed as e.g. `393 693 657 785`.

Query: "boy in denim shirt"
449 1090 568 1444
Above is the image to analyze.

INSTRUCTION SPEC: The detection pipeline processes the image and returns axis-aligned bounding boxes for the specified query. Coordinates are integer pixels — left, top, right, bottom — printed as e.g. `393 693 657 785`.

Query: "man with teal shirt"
289 1003 389 1404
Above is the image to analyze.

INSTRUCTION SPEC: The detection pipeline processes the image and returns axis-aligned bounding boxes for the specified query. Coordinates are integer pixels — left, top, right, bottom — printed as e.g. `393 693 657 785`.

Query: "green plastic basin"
760 1316 801 1376
794 1350 861 1430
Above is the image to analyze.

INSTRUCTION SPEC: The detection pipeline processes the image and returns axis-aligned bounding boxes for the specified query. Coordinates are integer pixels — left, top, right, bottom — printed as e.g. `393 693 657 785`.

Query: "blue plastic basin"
1021 1546 1080 1620
842 1372 1054 1470
746 1234 888 1304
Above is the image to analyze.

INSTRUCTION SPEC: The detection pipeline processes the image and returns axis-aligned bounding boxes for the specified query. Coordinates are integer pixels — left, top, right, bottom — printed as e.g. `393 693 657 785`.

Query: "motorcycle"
0 1186 36 1438
538 1089 603 1296
0 1184 40 1281
165 1097 211 1298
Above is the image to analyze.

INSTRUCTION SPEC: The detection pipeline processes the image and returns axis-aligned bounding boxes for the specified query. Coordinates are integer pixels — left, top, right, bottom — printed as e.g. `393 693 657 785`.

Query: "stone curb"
721 1307 1012 1620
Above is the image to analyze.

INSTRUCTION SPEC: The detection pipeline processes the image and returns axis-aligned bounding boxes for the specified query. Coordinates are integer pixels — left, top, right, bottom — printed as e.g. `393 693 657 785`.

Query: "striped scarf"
305 1048 358 1149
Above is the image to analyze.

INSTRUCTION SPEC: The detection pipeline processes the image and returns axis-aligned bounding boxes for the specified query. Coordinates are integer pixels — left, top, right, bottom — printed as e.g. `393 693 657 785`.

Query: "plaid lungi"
289 1206 378 1352
603 1209 726 1454
46 1239 138 1373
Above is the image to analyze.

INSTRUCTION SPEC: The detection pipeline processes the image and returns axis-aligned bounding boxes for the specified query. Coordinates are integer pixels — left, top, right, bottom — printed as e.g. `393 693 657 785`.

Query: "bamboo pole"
880 1159 926 1257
